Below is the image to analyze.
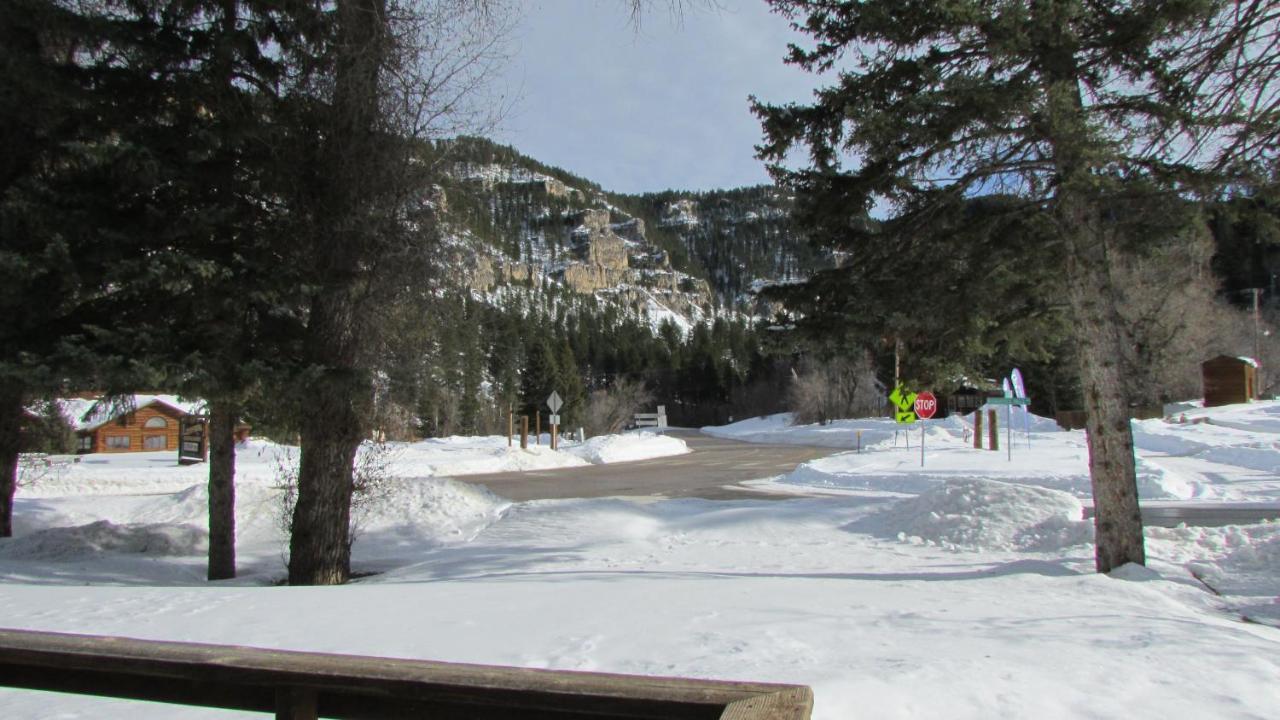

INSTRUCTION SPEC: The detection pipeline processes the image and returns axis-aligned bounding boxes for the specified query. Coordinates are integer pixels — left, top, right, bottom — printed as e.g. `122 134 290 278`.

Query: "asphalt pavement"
1084 503 1280 528
455 429 838 501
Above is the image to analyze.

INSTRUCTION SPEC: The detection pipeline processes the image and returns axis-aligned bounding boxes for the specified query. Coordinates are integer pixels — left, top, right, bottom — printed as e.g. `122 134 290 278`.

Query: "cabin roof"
59 394 205 432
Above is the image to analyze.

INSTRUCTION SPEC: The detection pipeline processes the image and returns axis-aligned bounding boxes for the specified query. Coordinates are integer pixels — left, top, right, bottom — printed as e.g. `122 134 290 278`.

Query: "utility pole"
894 338 901 387
1254 288 1263 398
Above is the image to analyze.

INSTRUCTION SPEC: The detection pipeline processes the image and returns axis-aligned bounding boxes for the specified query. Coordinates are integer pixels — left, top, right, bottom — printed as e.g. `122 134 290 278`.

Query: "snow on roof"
1238 356 1260 368
59 394 205 432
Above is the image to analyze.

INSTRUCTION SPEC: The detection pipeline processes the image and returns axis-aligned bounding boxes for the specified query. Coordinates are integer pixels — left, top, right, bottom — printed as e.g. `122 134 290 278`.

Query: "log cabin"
67 395 204 454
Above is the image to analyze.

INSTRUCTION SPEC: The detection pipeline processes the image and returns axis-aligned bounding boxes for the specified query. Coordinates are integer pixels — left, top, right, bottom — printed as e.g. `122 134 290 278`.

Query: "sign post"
177 416 208 466
914 391 937 466
986 396 1029 461
546 392 563 451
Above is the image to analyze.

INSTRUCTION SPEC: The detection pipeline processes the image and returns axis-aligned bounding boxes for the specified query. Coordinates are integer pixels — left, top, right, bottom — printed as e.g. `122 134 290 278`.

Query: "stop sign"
914 391 938 419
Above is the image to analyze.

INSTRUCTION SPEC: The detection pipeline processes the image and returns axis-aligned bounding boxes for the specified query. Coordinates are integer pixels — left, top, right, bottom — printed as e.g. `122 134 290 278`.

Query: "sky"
490 1 822 194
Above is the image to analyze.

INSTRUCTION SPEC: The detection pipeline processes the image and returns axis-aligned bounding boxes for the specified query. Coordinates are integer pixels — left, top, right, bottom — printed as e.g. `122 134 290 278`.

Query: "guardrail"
0 628 813 719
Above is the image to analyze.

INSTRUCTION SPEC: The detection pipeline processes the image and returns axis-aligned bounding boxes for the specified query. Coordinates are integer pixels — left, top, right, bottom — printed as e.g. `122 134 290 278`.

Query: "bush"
788 353 884 425
584 378 652 436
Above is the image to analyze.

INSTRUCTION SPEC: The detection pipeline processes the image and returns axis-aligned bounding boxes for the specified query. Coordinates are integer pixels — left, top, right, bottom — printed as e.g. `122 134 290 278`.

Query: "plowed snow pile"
565 432 689 464
850 478 1094 552
0 520 207 561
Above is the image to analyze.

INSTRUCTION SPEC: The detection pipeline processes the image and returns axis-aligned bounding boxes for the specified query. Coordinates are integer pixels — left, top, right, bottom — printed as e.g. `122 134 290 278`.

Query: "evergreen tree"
555 339 586 429
0 0 180 536
754 0 1280 572
520 335 559 420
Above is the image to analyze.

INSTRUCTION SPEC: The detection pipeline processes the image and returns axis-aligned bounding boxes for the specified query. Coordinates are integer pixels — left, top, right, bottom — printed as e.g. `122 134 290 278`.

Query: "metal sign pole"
920 420 925 467
1007 404 1012 462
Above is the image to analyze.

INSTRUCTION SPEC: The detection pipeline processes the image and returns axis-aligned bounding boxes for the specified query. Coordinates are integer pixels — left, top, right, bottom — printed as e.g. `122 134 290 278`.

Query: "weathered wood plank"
0 629 812 720
719 687 813 720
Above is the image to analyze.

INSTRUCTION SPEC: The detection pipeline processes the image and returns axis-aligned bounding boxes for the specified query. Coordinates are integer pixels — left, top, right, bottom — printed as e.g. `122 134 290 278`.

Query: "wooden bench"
0 628 813 719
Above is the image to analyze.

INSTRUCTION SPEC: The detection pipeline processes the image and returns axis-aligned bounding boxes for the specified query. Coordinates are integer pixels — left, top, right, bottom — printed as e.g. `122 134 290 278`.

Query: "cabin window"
105 436 130 449
143 417 168 429
77 435 92 451
143 435 167 450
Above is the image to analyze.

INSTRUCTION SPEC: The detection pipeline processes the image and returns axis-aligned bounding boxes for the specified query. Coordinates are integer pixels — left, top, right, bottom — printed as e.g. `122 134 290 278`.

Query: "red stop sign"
914 391 938 419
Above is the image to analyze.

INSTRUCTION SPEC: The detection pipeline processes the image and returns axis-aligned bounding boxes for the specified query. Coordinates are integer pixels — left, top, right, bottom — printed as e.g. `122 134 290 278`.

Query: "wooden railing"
0 628 813 719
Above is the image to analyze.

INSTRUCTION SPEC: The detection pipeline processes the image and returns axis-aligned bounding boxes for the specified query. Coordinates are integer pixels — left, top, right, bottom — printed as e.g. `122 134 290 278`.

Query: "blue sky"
491 1 821 194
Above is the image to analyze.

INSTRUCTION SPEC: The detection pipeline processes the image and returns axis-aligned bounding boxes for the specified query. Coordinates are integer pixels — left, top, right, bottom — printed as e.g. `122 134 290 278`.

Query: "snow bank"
705 410 1065 450
355 477 510 547
0 520 207 561
703 413 898 448
565 432 689 464
847 478 1093 552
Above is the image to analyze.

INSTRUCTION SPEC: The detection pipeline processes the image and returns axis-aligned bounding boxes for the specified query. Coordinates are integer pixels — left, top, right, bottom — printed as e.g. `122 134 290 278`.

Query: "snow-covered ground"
3 408 1280 718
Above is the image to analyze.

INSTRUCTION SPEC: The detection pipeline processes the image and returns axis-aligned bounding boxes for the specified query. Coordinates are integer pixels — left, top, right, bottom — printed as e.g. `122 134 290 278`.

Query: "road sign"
914 391 938 419
549 414 560 425
986 397 1030 406
177 416 207 465
890 385 918 424
546 391 563 413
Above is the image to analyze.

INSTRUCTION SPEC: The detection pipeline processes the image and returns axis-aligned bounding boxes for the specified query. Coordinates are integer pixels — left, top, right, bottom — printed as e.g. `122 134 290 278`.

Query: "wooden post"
520 416 529 450
508 406 513 447
988 409 998 451
551 423 558 451
275 687 317 720
536 411 541 446
973 410 983 449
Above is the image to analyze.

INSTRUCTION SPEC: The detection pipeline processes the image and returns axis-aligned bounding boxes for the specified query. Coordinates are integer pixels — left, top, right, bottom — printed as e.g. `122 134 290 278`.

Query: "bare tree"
584 379 653 436
788 353 883 425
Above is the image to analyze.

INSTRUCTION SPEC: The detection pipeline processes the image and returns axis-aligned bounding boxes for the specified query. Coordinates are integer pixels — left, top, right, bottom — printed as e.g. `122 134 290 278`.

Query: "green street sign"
895 410 918 424
986 397 1030 406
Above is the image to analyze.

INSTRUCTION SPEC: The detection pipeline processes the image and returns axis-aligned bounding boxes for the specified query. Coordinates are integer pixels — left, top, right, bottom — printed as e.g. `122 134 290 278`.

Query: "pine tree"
520 335 560 420
754 0 1280 572
556 339 586 429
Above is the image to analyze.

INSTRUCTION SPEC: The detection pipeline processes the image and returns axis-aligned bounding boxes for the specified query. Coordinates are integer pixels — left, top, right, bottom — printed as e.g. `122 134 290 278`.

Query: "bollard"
521 416 529 450
973 411 983 449
988 409 998 451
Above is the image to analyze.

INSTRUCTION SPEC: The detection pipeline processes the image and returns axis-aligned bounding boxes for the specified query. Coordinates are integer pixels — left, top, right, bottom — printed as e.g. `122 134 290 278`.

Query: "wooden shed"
1202 355 1257 407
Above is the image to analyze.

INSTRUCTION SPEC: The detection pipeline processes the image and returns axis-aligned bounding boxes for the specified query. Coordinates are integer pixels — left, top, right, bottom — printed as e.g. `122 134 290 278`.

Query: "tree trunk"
207 399 237 580
0 380 22 538
1040 16 1146 572
287 366 365 585
287 291 369 585
1062 205 1146 572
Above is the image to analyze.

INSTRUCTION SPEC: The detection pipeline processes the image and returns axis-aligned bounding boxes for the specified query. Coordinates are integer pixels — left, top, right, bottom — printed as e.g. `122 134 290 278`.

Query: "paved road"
1084 504 1280 528
456 429 837 501
460 432 1280 526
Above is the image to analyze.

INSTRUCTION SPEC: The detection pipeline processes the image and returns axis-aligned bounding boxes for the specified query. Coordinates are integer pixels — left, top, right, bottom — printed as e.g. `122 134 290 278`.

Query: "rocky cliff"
430 136 819 332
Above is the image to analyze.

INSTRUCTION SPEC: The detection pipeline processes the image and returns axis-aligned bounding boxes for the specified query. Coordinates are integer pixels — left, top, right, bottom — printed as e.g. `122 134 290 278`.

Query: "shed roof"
1203 355 1259 368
